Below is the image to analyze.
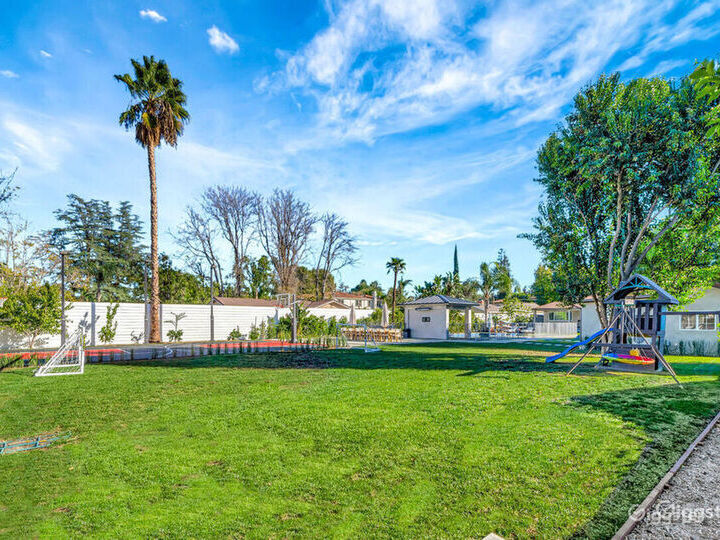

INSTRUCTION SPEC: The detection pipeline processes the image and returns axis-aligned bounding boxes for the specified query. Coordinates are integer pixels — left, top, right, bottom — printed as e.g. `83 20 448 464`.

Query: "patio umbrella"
349 304 356 325
381 302 389 328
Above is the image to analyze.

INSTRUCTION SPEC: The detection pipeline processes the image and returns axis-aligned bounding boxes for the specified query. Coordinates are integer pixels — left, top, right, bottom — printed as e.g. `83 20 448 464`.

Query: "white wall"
0 302 373 350
580 302 603 339
664 287 720 355
405 305 448 339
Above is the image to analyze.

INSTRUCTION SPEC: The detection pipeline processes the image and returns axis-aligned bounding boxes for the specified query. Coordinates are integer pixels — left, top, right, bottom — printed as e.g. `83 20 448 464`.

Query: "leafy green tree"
531 265 558 305
522 73 720 326
115 55 189 343
248 255 275 299
500 295 531 323
0 282 61 348
385 257 406 324
460 278 480 301
479 262 495 329
351 279 385 299
491 249 514 299
49 195 146 301
690 59 720 141
157 254 209 304
296 266 335 298
415 275 444 298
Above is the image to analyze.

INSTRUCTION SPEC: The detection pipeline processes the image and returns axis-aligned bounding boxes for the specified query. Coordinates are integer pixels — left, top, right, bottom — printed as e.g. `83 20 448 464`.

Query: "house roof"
400 295 478 309
535 301 582 310
301 299 349 310
492 299 540 310
213 297 281 307
333 292 373 299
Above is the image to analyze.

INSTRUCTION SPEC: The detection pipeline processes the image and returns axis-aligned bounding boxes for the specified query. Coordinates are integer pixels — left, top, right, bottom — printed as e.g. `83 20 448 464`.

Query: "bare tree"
173 207 224 290
201 185 259 296
314 213 357 300
257 189 316 293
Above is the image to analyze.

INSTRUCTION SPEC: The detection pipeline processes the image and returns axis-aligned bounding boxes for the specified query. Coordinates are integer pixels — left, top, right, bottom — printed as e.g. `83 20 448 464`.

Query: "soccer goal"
338 323 380 353
35 328 86 377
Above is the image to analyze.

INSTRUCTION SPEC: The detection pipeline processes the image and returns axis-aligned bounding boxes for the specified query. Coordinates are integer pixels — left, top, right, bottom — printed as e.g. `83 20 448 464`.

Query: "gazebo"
401 295 479 339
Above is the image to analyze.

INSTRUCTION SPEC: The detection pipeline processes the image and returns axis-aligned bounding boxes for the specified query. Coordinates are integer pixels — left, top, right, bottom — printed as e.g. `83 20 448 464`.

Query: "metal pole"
60 252 66 345
291 294 297 343
210 265 215 342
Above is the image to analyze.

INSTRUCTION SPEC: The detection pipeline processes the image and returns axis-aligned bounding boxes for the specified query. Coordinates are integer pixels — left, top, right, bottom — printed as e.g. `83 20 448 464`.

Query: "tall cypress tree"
453 245 459 279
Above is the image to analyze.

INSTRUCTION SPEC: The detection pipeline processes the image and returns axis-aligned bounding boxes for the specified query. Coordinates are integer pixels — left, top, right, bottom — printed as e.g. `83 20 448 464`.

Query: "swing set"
552 275 688 385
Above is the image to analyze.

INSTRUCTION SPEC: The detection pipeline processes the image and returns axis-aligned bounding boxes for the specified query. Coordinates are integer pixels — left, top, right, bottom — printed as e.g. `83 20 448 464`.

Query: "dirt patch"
629 423 720 539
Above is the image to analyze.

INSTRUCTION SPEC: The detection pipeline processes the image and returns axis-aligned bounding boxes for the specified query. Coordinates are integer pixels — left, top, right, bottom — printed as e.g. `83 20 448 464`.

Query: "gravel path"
628 423 720 539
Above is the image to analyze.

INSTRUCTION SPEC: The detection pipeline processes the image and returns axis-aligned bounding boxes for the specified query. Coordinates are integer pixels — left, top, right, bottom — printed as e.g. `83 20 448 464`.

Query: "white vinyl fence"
533 322 578 338
1 302 374 350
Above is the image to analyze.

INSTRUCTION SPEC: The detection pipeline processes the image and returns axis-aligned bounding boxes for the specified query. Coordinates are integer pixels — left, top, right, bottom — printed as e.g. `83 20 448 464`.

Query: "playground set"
546 274 689 385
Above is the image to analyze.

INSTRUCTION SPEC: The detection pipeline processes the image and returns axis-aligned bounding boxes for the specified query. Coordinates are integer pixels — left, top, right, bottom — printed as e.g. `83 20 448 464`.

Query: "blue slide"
545 329 607 363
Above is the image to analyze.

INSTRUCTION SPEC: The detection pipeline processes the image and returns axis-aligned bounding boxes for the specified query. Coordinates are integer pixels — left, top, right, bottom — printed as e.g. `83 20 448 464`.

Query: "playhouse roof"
401 295 478 309
604 274 679 305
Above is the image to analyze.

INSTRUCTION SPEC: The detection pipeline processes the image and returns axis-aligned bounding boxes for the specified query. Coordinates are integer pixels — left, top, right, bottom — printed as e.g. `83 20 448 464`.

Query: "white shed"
401 295 479 340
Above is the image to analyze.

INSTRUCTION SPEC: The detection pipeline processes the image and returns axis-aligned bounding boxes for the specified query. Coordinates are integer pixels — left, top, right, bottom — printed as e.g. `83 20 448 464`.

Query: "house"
580 285 720 356
533 301 581 337
332 291 376 310
401 295 478 339
299 299 350 310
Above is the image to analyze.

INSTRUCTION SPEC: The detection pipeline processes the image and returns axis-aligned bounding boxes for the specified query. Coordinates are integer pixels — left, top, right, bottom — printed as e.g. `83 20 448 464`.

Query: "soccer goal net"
338 323 380 353
35 328 86 377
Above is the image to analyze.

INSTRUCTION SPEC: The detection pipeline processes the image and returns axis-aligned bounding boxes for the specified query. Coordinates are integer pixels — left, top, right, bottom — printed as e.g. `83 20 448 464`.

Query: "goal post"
35 329 86 377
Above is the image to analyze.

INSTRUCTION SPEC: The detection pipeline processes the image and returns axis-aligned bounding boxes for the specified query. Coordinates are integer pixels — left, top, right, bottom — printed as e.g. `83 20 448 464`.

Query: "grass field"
1 343 719 539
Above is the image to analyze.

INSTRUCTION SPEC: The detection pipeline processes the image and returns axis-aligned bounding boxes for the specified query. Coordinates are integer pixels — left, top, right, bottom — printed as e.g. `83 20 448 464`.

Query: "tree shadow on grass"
98 341 720 384
568 379 720 539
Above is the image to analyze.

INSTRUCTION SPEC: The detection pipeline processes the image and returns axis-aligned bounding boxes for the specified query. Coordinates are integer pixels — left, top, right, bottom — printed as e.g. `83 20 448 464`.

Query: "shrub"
99 303 119 344
228 327 244 341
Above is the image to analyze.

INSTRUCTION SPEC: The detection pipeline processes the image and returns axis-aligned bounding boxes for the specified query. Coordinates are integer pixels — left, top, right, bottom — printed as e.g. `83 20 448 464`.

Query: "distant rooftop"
401 295 478 309
213 297 280 307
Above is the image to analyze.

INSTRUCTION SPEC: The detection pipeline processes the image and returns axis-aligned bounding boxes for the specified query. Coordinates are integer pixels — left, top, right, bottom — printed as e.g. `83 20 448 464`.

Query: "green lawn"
1 343 719 539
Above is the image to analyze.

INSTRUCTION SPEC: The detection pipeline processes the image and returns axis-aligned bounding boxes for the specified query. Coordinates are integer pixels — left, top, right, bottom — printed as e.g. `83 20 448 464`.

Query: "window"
680 314 717 331
681 314 695 329
699 314 717 330
421 317 431 323
549 311 572 321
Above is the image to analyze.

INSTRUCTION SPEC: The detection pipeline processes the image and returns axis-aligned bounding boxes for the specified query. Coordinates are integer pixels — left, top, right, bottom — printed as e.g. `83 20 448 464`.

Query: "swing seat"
602 352 654 366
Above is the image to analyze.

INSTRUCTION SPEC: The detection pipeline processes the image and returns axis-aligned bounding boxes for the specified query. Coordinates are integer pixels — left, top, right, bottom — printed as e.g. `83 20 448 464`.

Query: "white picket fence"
1 302 374 350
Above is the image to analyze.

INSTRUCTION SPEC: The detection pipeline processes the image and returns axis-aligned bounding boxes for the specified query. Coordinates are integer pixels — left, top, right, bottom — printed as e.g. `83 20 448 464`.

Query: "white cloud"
139 9 167 23
40 50 52 58
1 117 73 173
264 0 719 147
207 26 239 54
0 70 19 78
651 59 688 76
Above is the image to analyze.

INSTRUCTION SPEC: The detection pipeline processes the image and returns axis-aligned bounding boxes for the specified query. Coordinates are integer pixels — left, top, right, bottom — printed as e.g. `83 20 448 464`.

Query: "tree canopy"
523 73 720 323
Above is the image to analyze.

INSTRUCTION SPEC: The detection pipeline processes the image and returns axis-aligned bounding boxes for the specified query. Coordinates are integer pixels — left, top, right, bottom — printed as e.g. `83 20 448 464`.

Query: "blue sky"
1 0 720 291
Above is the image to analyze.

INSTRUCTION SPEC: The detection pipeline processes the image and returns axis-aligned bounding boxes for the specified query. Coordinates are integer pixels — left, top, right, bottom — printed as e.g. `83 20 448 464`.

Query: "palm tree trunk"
391 271 398 325
147 144 161 343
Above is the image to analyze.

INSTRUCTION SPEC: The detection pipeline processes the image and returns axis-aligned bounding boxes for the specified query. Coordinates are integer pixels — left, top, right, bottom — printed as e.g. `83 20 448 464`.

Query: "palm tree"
479 262 495 330
115 56 189 342
385 257 406 325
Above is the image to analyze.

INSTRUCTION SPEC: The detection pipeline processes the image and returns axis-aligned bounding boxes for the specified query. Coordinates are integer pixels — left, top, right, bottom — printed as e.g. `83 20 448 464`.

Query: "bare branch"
201 185 259 295
256 189 316 293
314 213 357 299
